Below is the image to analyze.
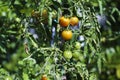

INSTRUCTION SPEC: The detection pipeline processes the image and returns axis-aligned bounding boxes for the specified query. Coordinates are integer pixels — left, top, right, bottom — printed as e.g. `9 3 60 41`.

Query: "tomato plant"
0 0 101 79
2 0 120 80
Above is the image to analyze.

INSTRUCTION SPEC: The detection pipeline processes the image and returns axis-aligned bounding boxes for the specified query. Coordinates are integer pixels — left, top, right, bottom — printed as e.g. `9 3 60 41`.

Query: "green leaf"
111 8 117 14
20 8 33 17
97 58 101 73
22 73 29 80
48 12 53 27
110 15 116 22
29 37 38 48
106 20 111 26
0 45 6 53
83 43 88 57
89 73 97 80
98 0 103 15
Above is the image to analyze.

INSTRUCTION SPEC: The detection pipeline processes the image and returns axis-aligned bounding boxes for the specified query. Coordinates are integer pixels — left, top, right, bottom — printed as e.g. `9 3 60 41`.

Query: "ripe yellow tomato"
61 30 72 40
70 17 79 26
41 9 48 24
41 75 47 80
42 9 48 19
59 16 70 27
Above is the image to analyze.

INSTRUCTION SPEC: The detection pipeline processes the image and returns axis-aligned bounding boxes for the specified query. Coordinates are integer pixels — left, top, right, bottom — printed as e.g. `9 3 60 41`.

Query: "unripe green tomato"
72 51 80 60
63 50 72 59
79 54 84 62
74 42 81 49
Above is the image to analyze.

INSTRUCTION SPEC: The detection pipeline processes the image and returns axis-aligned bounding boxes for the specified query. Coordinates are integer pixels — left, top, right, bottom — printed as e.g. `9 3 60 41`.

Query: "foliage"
0 0 120 80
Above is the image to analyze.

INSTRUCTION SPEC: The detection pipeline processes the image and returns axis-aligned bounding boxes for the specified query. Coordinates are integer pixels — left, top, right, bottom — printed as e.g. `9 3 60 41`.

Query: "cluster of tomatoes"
63 41 84 61
41 41 83 80
59 16 79 40
59 16 84 60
